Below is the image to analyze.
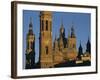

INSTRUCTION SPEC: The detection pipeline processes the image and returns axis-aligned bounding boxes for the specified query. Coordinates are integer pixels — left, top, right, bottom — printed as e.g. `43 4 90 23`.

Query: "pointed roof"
28 17 33 35
29 17 32 28
70 22 76 38
71 22 74 33
79 41 82 49
60 18 64 29
86 37 91 46
86 37 91 53
60 18 65 35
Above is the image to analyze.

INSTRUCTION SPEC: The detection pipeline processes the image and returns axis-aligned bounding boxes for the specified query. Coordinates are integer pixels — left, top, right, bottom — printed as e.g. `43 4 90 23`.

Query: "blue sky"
23 10 91 68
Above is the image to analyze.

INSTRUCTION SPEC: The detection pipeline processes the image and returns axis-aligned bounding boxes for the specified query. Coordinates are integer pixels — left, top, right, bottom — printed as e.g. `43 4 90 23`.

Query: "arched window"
31 42 33 49
73 44 75 48
46 20 48 31
45 46 48 54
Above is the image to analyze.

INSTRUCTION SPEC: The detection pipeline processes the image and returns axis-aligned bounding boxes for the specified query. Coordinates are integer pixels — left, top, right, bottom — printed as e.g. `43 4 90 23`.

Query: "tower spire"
86 37 91 53
78 40 83 59
61 17 63 27
71 22 75 38
60 18 65 38
79 40 82 48
29 17 32 29
28 17 33 35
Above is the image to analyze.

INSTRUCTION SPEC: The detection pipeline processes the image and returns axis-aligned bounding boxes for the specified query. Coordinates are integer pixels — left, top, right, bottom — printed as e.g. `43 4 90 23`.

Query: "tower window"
31 42 33 49
46 20 48 31
73 44 75 48
45 46 48 54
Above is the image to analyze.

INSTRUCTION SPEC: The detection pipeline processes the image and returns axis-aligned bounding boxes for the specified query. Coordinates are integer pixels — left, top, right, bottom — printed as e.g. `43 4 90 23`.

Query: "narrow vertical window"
31 42 33 49
73 44 75 48
46 46 48 54
46 20 48 31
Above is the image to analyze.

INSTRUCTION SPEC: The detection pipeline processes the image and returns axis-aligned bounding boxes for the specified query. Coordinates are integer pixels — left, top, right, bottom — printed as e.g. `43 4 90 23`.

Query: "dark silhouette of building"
78 42 83 59
86 38 91 53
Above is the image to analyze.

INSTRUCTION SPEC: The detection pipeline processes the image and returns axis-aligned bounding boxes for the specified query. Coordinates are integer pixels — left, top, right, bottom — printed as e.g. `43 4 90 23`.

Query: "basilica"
25 11 91 69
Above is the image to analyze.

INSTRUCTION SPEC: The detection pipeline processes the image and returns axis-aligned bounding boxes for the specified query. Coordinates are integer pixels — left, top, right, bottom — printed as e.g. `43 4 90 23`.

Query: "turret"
86 38 91 53
78 41 83 59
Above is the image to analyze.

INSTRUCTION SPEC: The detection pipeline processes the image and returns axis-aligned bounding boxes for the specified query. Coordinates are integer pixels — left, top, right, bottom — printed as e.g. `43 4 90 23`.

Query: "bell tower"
25 17 35 69
67 24 77 60
39 11 53 68
68 25 76 48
